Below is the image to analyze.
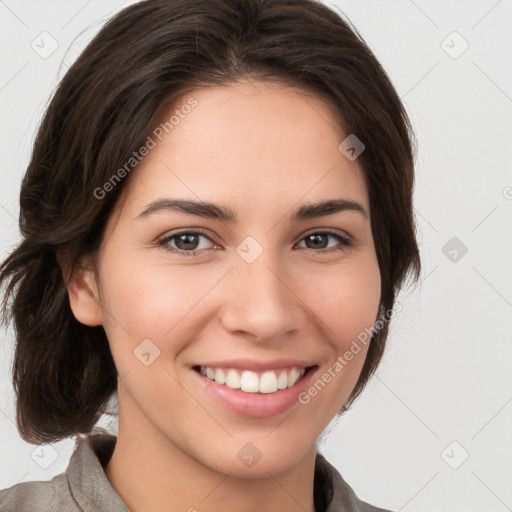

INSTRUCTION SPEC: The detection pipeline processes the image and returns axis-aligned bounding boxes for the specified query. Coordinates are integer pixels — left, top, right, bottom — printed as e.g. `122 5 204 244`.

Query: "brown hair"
0 0 420 444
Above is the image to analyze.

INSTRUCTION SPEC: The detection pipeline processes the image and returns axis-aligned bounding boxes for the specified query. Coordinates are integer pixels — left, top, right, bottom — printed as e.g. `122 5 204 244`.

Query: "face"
72 79 381 477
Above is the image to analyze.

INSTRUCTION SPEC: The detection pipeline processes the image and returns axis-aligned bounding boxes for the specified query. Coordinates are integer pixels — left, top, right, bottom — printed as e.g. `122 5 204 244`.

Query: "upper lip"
193 359 318 372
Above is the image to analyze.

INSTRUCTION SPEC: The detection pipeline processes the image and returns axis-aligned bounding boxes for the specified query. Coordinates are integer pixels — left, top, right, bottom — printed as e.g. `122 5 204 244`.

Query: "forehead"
121 80 369 216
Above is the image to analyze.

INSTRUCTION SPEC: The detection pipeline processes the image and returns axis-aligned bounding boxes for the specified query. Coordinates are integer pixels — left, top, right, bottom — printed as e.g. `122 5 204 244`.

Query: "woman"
0 0 420 510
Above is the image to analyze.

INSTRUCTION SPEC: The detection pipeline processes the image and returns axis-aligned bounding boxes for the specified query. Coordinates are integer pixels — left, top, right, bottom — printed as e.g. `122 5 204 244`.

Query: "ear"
57 247 104 327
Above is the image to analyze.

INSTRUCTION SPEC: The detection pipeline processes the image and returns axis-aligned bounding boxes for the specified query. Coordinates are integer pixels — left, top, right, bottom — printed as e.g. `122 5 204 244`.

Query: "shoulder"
355 500 394 512
0 472 76 512
0 432 121 512
315 453 395 512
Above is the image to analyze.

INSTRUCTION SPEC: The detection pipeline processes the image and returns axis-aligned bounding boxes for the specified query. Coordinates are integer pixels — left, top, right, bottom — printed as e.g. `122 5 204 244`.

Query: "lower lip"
191 366 318 418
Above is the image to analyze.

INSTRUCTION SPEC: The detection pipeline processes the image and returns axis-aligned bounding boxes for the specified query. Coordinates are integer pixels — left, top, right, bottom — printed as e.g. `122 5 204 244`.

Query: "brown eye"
158 230 215 254
298 232 352 252
173 233 202 251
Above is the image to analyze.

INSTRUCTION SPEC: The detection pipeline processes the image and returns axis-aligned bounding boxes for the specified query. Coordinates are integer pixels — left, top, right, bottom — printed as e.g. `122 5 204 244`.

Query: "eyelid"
299 227 352 242
156 228 218 248
156 227 353 255
157 227 352 243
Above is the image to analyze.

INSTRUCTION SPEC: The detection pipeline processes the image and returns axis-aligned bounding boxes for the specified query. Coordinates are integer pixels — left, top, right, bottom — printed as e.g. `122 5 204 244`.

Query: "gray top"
0 434 393 511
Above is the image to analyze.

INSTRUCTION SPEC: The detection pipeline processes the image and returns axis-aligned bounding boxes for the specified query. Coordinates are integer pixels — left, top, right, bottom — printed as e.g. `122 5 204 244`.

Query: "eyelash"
156 229 353 256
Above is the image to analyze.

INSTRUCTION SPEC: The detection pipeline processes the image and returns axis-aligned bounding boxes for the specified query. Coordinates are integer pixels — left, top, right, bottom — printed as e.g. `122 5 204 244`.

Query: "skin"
64 79 381 512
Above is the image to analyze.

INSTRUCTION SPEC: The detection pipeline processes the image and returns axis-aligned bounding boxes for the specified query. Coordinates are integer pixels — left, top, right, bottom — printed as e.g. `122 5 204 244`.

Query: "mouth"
191 362 320 418
192 364 318 394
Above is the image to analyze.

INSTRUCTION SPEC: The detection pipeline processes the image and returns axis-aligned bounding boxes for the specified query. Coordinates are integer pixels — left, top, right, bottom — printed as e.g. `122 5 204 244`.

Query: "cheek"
310 259 381 350
98 256 224 357
292 260 380 422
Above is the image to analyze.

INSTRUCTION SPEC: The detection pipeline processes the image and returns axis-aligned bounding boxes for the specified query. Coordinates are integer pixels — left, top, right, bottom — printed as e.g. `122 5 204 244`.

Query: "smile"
193 365 312 394
191 363 319 418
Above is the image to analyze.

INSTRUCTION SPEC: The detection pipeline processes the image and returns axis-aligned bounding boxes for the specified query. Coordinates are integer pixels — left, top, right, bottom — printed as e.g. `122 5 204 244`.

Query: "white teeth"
225 369 241 389
277 371 288 390
240 371 260 392
260 371 278 393
288 367 301 387
214 368 226 385
199 366 308 393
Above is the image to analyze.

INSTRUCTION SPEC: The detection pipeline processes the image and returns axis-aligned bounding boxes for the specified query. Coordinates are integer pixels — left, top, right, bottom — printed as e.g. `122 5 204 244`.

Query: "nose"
218 249 307 343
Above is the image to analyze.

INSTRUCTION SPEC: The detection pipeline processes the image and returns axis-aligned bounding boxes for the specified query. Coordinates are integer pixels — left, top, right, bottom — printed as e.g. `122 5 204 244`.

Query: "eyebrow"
135 198 368 222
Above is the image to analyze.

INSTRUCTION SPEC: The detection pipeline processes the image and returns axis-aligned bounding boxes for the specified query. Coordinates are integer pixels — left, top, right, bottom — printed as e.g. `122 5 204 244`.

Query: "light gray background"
1 1 511 511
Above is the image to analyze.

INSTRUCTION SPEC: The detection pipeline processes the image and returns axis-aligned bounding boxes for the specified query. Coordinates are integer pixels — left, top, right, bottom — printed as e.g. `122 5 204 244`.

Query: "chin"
198 439 314 479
